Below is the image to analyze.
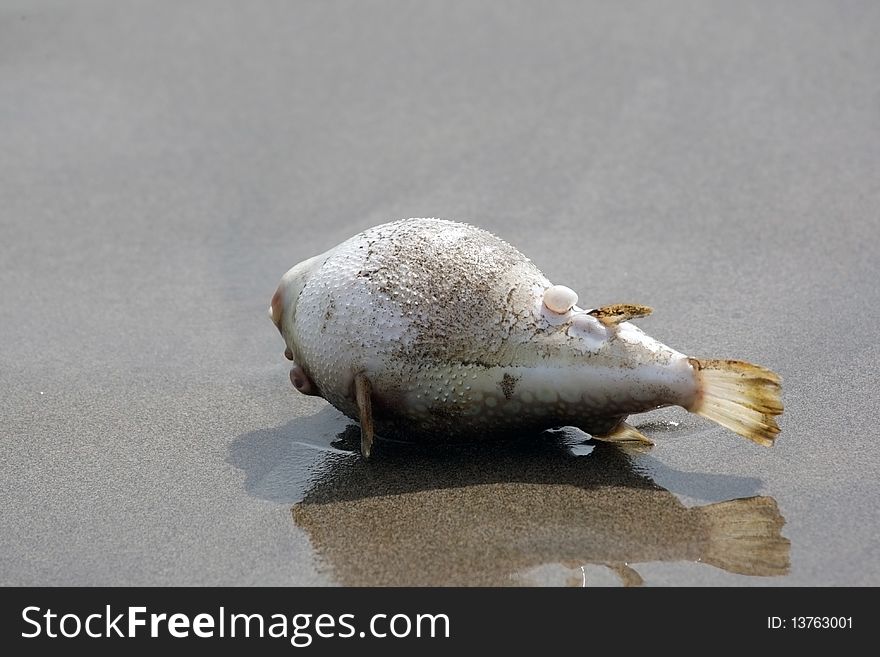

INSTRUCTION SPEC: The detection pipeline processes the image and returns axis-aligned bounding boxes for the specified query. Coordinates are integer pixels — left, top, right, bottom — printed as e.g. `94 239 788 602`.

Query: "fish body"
271 218 782 455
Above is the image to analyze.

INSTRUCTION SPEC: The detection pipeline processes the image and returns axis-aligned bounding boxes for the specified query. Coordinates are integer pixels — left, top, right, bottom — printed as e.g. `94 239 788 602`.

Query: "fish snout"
290 365 318 395
269 284 284 332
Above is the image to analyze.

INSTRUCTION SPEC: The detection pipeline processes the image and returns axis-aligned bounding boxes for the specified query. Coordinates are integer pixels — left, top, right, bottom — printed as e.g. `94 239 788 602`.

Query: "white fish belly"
361 355 697 441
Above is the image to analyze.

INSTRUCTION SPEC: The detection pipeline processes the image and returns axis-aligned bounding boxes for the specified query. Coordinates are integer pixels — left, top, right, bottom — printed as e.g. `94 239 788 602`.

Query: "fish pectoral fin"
354 372 375 459
592 422 654 449
604 563 645 587
588 303 653 325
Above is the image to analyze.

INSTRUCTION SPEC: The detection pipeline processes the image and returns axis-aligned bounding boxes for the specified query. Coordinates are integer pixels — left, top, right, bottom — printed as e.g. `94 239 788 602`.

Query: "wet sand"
2 1 878 585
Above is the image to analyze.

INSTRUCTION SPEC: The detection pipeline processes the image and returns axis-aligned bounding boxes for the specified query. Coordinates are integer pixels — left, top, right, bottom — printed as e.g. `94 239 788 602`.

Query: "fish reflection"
292 427 790 586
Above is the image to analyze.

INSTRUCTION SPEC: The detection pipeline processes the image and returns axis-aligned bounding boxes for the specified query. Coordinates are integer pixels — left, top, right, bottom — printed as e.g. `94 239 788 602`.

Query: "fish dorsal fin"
588 303 653 325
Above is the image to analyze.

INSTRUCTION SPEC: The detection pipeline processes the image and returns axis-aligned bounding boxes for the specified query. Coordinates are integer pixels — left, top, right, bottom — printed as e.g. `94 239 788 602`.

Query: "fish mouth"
269 284 283 332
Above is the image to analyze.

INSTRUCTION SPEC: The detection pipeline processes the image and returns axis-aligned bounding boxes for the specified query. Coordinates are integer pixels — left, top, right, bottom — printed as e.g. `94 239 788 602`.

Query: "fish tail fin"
699 496 790 576
687 358 783 446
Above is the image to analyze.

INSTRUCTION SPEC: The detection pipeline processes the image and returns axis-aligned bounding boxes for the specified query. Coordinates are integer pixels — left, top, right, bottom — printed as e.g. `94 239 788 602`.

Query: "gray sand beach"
2 0 878 585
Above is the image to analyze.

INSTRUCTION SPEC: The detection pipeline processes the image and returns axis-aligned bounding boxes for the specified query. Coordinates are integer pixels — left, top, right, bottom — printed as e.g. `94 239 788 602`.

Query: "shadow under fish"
292 427 790 586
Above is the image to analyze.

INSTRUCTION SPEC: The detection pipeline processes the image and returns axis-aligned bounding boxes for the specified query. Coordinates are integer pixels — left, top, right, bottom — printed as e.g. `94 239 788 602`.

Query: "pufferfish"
270 218 782 458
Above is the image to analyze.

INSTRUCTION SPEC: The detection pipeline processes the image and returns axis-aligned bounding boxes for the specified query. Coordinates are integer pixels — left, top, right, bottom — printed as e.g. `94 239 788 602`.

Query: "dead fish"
270 218 782 457
292 437 790 585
